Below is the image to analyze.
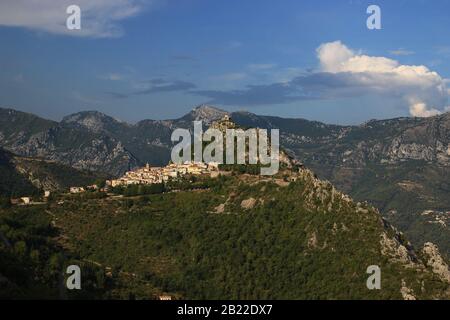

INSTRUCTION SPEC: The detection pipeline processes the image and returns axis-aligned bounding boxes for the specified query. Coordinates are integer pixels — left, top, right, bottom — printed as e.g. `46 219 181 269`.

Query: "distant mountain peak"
182 104 229 124
62 110 113 121
192 104 226 112
62 110 126 133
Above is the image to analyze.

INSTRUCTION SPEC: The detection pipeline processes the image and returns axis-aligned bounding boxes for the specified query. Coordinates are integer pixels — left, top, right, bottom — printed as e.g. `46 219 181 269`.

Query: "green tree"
0 196 11 209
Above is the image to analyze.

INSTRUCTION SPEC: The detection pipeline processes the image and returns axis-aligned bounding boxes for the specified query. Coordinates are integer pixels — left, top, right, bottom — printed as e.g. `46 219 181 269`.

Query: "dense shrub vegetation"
2 174 446 299
0 206 109 299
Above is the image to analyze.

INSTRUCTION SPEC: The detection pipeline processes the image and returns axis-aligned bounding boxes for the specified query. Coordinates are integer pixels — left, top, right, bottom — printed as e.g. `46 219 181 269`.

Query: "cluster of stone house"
106 161 219 187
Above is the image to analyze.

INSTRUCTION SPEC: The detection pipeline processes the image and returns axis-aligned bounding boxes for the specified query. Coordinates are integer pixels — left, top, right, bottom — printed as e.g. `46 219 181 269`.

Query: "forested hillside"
1 170 449 299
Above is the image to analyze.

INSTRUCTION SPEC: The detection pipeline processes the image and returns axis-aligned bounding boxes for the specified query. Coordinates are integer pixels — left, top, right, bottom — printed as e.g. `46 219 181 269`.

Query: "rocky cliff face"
422 242 450 283
385 115 450 165
267 114 450 168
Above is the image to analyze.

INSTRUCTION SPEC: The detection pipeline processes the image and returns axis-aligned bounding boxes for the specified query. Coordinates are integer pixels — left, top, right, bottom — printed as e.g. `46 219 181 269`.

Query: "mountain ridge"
2 105 449 173
1 105 449 255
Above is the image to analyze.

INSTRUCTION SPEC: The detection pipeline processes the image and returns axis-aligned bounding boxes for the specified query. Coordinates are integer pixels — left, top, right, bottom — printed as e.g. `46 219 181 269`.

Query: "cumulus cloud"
0 0 153 37
194 41 449 117
409 101 441 117
316 41 448 117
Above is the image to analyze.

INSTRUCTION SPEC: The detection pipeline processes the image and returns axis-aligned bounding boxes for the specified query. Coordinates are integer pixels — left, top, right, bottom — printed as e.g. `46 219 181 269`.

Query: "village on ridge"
106 161 220 188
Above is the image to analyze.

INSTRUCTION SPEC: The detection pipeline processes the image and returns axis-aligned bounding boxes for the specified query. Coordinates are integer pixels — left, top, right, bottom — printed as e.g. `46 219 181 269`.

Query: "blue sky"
1 0 450 124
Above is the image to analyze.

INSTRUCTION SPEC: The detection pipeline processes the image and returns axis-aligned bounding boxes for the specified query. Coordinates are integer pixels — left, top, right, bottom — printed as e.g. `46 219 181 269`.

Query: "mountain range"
0 105 449 257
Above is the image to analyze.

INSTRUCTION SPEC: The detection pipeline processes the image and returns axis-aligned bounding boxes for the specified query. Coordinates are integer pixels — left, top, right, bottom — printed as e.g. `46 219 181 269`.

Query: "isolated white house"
20 197 31 205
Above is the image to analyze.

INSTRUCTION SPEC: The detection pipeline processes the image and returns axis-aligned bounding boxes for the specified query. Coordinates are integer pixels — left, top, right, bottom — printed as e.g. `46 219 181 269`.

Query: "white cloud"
316 41 449 117
0 0 154 38
409 101 441 117
317 41 355 73
193 42 450 114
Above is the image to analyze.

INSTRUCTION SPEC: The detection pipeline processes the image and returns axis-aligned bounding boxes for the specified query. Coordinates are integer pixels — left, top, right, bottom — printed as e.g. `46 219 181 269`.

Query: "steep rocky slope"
231 111 450 257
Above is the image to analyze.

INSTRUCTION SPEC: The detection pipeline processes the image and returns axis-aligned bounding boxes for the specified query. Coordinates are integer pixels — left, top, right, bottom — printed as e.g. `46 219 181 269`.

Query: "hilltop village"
106 161 220 188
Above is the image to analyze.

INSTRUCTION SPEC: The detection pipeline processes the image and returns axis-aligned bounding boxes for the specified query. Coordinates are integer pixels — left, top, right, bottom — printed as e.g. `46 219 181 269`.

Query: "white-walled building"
70 187 86 194
20 197 31 205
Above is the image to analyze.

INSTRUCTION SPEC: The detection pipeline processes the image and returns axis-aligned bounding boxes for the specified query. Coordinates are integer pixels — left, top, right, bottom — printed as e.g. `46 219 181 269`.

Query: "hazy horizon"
4 103 449 127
